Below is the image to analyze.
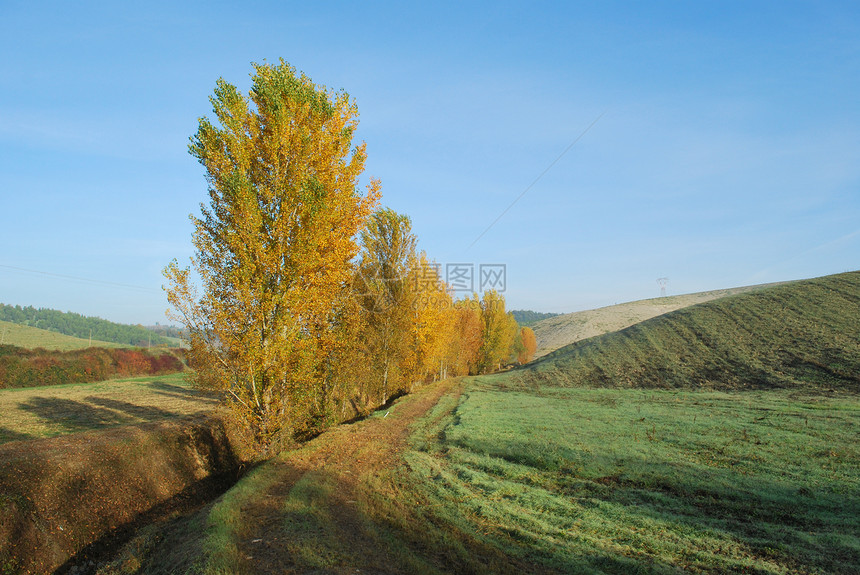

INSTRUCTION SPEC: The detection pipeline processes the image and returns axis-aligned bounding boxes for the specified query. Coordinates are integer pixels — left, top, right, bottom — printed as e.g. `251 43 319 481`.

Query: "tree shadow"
85 396 178 421
145 380 220 403
0 426 32 443
18 397 133 434
144 381 195 395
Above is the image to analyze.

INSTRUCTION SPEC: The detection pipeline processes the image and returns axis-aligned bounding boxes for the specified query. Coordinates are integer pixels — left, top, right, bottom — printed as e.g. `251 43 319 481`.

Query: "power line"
466 111 606 252
0 264 158 293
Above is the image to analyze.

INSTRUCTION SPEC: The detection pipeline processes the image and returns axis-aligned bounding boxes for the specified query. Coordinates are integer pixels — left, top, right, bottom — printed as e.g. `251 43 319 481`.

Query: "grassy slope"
531 283 783 358
0 372 218 443
521 272 860 392
0 319 121 351
130 272 859 574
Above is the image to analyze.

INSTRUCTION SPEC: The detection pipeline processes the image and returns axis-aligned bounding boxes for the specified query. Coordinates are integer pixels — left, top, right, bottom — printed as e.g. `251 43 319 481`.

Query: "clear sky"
1 1 858 325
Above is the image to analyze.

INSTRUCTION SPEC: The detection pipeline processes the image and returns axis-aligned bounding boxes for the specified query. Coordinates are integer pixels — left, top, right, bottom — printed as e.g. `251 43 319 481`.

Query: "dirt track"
236 378 462 573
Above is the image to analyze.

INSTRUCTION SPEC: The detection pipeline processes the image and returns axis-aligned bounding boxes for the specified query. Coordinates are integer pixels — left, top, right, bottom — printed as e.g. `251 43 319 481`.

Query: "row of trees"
0 304 174 347
164 60 535 451
345 209 537 410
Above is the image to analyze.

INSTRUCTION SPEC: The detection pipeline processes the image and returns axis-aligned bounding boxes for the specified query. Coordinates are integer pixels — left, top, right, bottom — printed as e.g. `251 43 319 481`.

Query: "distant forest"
511 309 561 327
0 303 174 347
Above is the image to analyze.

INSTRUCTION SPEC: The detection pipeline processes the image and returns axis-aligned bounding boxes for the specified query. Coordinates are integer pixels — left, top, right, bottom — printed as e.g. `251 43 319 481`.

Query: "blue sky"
1 1 858 324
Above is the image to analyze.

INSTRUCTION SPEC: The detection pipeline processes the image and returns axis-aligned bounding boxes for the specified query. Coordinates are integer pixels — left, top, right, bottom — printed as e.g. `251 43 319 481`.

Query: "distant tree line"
511 309 561 327
0 345 185 389
0 304 173 347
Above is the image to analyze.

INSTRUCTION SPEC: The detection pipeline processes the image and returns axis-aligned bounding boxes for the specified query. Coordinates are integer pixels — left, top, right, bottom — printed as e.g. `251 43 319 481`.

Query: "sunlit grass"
0 372 218 443
401 381 860 573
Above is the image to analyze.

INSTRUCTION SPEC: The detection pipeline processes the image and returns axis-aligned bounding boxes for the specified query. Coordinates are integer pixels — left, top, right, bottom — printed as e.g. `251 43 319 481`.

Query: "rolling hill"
518 271 860 392
530 282 787 358
0 303 175 347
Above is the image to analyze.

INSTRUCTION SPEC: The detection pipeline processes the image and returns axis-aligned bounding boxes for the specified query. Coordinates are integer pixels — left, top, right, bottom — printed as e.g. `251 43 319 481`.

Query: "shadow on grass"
85 396 178 420
0 426 32 443
145 380 196 395
18 394 206 436
19 397 134 434
146 379 221 403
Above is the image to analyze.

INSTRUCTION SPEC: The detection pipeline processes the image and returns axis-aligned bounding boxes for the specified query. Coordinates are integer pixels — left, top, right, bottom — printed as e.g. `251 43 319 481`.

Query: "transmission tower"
657 277 668 297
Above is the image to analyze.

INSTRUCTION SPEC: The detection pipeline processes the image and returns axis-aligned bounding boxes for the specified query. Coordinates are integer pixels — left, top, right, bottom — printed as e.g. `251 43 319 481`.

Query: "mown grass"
0 372 218 443
0 319 122 351
400 381 859 573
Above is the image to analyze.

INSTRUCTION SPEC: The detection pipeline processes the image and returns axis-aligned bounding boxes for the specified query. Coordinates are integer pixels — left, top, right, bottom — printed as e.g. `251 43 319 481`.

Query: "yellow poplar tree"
446 294 482 376
408 253 453 384
353 208 418 404
477 290 517 373
164 60 379 448
518 326 538 364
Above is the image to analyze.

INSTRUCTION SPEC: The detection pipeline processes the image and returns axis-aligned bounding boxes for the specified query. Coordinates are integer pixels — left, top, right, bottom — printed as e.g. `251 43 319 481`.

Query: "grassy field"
531 282 785 358
0 372 219 443
0 319 122 351
129 381 859 574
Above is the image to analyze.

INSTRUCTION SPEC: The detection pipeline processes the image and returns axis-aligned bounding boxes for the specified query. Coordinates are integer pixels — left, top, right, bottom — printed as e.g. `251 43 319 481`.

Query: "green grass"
0 319 122 351
0 372 219 443
399 381 859 573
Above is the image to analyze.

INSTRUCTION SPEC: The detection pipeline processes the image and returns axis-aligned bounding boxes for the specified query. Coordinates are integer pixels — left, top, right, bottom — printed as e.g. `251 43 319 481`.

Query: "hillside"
0 319 121 351
517 271 860 391
0 304 174 347
531 282 786 358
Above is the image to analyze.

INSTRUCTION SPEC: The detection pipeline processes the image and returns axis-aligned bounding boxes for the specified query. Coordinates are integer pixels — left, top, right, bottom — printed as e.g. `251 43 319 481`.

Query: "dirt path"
234 378 464 574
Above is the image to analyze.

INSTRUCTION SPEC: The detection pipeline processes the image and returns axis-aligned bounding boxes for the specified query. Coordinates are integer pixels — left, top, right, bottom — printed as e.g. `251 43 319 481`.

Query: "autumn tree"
164 60 379 449
407 252 454 384
445 294 482 376
352 208 418 405
517 327 537 364
476 290 518 374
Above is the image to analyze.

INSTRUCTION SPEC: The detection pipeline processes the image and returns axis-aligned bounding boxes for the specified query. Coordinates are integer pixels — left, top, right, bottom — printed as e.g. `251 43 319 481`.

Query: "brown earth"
0 414 250 574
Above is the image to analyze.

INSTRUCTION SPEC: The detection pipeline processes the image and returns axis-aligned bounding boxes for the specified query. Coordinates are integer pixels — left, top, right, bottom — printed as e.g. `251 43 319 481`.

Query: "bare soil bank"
0 415 250 574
